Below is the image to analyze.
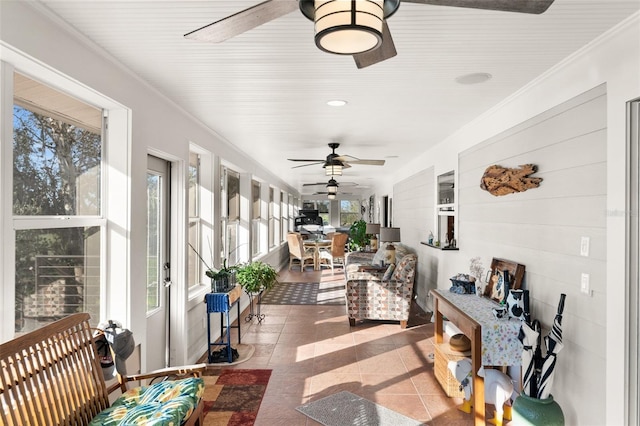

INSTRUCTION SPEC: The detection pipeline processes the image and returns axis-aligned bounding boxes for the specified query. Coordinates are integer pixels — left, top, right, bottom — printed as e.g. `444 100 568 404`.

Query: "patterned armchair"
345 253 417 329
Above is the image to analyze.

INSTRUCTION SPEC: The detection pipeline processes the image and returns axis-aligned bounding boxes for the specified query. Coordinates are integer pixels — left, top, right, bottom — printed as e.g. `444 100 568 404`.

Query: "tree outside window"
340 200 361 227
13 73 103 334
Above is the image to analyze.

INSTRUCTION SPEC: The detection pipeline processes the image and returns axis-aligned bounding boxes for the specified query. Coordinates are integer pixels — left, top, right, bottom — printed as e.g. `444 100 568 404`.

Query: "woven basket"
434 342 470 398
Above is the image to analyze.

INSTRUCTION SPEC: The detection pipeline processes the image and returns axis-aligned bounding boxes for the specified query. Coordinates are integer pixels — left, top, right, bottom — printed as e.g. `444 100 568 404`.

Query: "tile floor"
219 267 495 425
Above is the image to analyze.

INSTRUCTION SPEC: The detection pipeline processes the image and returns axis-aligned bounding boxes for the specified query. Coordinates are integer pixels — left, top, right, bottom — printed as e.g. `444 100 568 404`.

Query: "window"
187 152 200 288
290 196 297 231
281 191 288 242
340 200 361 226
317 200 330 225
268 187 274 248
251 180 261 256
13 73 104 334
222 168 240 265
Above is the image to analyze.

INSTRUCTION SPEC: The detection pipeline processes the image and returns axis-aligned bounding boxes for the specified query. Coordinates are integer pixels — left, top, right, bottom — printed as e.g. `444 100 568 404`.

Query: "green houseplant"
189 243 236 292
235 261 279 294
348 219 370 251
205 258 236 292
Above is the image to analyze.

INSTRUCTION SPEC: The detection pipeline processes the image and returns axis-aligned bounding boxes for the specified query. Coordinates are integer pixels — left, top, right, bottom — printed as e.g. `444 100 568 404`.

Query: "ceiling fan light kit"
327 193 337 200
326 178 339 193
313 0 385 55
325 161 343 176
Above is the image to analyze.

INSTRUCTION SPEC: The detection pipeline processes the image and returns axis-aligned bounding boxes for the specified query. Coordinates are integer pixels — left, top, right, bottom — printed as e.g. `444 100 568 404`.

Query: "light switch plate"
581 273 590 295
580 236 590 257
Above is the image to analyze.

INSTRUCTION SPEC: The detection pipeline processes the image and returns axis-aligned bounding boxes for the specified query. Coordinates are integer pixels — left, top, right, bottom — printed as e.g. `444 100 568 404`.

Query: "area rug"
201 368 272 425
259 281 345 305
296 391 424 426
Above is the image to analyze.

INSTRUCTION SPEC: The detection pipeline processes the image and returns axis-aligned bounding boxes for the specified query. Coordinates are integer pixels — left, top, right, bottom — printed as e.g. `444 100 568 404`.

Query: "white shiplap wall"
458 84 607 424
393 167 435 312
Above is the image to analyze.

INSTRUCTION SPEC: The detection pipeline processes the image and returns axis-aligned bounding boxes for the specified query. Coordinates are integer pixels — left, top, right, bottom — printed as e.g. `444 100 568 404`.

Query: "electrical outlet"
581 273 591 295
580 236 590 257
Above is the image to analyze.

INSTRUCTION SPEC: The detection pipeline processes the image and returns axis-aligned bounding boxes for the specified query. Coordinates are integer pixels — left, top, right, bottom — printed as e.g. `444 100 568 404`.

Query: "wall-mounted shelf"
421 241 459 251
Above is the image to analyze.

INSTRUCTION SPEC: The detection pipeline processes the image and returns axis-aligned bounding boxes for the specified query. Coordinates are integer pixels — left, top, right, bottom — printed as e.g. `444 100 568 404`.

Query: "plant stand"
245 290 265 324
204 286 242 363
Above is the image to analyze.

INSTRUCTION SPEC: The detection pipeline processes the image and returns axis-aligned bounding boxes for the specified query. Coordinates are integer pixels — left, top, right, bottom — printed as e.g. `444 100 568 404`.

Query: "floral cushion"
90 377 204 426
392 254 417 282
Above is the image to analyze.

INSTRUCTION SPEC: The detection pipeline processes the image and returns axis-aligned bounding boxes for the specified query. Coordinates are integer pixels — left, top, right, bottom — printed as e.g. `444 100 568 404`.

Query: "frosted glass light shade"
325 163 343 176
314 0 384 55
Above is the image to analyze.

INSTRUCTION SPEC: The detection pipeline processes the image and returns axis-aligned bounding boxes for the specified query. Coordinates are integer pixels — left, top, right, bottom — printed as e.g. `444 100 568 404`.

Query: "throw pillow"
506 289 528 321
372 242 389 266
392 254 417 282
395 243 411 260
382 264 395 281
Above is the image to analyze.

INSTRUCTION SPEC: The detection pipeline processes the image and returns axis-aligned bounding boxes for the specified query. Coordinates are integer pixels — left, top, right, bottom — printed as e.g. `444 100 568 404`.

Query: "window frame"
251 179 261 257
3 66 123 340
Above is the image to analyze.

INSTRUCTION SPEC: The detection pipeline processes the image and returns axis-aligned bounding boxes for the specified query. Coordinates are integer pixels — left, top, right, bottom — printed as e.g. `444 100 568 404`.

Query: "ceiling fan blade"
402 0 555 14
303 182 359 186
288 158 324 162
184 0 299 43
347 159 386 166
334 155 385 166
353 20 397 69
291 161 324 169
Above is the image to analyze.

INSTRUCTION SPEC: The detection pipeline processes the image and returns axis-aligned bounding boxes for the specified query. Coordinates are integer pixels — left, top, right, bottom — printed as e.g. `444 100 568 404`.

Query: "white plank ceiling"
33 0 640 195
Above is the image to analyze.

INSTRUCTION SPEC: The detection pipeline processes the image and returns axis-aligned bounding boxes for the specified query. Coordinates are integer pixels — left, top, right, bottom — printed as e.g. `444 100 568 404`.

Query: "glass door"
146 155 170 369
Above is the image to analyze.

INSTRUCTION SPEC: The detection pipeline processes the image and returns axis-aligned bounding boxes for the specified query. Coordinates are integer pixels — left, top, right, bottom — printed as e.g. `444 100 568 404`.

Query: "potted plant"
348 219 370 251
205 258 236 292
235 261 279 295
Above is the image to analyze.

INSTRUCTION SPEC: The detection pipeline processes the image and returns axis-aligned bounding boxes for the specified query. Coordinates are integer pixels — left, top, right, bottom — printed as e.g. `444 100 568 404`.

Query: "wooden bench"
0 313 206 426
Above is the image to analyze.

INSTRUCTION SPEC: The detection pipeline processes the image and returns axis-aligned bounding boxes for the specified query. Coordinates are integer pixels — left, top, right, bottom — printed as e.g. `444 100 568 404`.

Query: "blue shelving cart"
204 286 242 363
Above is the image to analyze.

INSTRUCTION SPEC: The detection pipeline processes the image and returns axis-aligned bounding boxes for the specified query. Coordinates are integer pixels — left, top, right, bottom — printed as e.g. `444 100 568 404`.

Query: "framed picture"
483 258 526 303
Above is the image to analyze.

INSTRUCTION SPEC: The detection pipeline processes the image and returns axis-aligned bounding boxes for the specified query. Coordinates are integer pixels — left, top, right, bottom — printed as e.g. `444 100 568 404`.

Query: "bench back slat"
1 313 110 426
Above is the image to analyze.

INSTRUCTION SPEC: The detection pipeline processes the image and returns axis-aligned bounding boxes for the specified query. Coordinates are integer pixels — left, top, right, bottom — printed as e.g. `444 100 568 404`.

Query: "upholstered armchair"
345 253 417 329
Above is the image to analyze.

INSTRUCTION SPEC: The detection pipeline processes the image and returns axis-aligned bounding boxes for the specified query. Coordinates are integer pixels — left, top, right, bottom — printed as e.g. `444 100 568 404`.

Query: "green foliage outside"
13 105 102 326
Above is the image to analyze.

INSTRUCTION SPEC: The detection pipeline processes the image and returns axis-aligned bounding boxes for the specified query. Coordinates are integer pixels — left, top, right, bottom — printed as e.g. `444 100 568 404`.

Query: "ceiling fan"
184 0 555 69
288 143 385 174
303 180 360 186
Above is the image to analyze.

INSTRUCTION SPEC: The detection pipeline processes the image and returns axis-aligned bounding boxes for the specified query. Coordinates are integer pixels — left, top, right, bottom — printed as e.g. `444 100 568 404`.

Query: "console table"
431 289 522 426
204 285 242 363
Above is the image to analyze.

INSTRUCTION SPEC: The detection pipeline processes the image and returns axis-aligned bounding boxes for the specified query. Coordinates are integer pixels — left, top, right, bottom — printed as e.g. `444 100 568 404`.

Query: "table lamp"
379 227 401 264
365 223 381 251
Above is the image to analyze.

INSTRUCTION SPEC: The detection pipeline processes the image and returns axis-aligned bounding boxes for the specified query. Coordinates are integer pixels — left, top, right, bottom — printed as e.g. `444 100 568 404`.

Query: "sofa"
344 243 417 328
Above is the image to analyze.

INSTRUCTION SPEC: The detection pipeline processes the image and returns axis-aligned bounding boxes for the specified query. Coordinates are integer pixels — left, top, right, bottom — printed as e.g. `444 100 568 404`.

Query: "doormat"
201 368 272 425
259 281 345 305
296 391 424 426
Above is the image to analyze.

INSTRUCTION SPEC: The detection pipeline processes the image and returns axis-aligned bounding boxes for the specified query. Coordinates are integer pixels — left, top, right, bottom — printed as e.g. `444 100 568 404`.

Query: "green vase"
512 393 564 426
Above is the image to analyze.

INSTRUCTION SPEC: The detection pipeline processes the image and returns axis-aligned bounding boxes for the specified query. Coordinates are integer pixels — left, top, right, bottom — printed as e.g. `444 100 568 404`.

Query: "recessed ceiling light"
455 73 492 85
327 100 347 107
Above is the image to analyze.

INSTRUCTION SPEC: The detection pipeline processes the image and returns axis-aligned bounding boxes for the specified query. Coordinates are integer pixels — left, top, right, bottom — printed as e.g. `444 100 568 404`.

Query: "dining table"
303 238 332 270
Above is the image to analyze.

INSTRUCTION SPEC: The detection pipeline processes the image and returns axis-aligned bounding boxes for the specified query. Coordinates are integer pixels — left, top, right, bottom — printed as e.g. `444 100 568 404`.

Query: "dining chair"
287 232 315 271
318 232 349 271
